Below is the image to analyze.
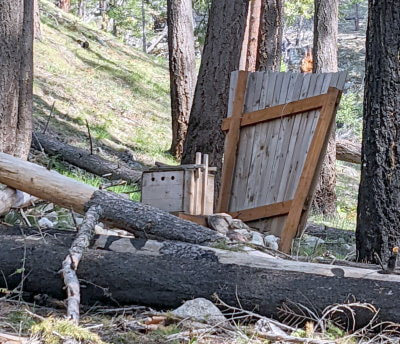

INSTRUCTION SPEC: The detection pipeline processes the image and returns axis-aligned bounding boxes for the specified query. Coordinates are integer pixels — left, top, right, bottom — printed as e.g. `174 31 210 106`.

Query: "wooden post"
217 71 249 213
201 154 209 214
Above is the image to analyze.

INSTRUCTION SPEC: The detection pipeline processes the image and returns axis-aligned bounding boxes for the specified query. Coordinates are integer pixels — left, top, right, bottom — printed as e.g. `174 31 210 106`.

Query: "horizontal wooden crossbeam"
222 93 328 131
229 200 292 222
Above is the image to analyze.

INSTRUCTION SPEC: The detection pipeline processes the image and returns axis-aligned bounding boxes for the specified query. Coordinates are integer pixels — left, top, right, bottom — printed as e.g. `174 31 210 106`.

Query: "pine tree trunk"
312 0 339 216
182 0 249 194
240 0 262 72
356 0 400 264
0 0 33 160
257 0 283 71
167 0 196 160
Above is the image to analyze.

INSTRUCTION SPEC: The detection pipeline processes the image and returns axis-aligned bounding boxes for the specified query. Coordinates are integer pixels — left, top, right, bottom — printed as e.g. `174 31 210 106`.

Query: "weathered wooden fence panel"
218 71 347 252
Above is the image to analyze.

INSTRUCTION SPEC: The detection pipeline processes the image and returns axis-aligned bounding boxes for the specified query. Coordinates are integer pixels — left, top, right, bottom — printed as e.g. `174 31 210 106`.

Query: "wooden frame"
217 71 344 253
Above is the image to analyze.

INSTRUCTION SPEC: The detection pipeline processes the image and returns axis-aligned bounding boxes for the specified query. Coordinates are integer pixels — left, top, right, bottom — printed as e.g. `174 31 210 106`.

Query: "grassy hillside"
34 0 174 165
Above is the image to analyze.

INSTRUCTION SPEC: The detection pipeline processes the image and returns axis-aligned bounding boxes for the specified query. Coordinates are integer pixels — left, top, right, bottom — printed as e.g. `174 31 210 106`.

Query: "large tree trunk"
2 228 400 324
182 0 248 195
312 0 339 216
356 0 400 264
257 0 284 71
0 0 34 216
0 0 33 160
167 0 196 160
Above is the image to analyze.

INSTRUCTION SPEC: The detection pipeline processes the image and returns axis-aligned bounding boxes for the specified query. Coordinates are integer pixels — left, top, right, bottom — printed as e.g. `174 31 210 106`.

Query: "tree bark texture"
1 228 400 324
257 0 283 71
167 0 196 160
182 0 249 195
0 0 33 160
240 0 262 72
312 0 339 216
356 0 400 264
31 132 142 184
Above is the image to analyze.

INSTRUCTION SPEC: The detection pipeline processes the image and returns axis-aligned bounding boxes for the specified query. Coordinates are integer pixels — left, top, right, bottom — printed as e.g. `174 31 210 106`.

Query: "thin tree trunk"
354 3 360 31
182 0 249 195
312 0 339 216
356 0 400 264
0 0 34 160
167 0 196 160
240 0 262 72
141 0 147 53
34 0 41 40
59 0 70 12
257 0 284 71
78 0 86 18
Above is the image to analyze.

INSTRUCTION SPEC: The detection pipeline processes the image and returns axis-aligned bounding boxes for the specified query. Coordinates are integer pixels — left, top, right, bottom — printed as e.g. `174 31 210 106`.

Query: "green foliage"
7 311 36 333
285 0 314 26
336 92 363 138
31 317 105 344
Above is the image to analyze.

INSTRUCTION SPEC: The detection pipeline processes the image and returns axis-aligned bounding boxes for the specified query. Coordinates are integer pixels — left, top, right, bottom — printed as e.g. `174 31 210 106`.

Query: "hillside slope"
34 0 173 165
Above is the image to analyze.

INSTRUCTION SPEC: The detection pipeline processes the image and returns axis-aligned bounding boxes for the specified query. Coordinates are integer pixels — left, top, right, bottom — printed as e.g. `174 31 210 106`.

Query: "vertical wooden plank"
227 71 239 118
229 72 258 211
241 72 267 209
267 73 300 204
264 73 293 204
201 154 209 215
279 88 341 253
255 73 285 206
217 71 250 213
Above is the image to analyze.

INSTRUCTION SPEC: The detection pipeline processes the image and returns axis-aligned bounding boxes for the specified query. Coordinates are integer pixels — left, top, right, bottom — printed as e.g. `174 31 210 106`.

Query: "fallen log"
336 139 361 164
0 152 222 245
32 132 142 184
1 228 399 324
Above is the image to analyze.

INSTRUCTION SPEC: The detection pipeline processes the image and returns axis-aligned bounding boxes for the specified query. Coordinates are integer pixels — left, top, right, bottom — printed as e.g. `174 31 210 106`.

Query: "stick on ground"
62 205 102 323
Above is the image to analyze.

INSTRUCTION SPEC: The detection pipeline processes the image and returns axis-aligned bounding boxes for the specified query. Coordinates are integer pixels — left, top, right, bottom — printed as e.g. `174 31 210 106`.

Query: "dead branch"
62 205 102 323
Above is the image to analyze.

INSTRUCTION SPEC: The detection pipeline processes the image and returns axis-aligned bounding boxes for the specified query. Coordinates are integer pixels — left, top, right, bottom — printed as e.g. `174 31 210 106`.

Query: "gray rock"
208 213 232 235
251 231 265 246
38 217 54 228
303 235 325 247
264 235 280 250
230 219 250 230
172 298 227 324
227 231 249 242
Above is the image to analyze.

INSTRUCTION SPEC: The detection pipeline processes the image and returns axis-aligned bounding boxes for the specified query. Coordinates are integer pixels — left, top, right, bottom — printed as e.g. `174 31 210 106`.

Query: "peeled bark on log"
336 139 361 164
31 132 142 184
0 152 222 245
1 229 400 324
